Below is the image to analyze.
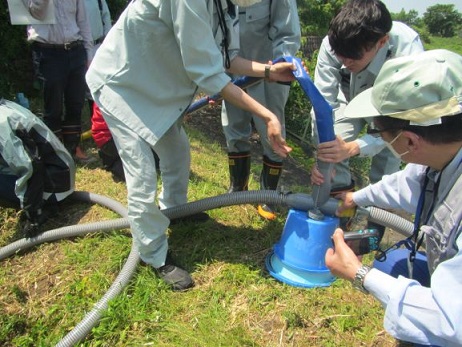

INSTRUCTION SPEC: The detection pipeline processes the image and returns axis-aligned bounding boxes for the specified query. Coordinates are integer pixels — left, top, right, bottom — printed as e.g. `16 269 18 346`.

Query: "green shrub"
0 2 33 99
285 50 318 144
0 0 129 99
413 25 432 44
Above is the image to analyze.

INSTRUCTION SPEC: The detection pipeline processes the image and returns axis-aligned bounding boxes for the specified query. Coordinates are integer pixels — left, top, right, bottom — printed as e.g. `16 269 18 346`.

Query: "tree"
392 9 422 27
423 4 462 37
297 0 346 36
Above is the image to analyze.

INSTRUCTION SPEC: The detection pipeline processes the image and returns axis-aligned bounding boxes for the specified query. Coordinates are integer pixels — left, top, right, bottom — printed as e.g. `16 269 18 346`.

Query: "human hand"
300 59 310 75
310 165 324 185
266 118 292 157
325 228 362 281
310 162 336 186
266 61 297 83
334 192 357 216
316 136 359 163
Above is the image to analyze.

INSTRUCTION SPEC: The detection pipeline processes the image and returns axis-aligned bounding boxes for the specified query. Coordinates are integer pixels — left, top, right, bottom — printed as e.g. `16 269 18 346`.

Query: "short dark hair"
374 113 462 144
328 0 392 59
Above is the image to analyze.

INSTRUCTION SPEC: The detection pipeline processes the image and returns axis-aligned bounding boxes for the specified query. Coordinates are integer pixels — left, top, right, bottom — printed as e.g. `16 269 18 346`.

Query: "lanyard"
376 154 462 279
375 168 434 280
410 169 432 261
214 0 231 69
406 169 432 278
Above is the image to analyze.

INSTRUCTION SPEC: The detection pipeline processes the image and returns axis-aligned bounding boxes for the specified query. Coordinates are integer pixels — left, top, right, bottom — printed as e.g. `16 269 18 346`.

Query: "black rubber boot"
330 181 356 231
257 155 283 220
227 152 251 193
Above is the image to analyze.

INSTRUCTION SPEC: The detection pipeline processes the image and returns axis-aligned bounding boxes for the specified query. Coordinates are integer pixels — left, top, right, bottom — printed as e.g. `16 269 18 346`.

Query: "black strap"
214 0 231 69
15 127 45 217
98 0 105 29
375 167 431 263
409 168 432 262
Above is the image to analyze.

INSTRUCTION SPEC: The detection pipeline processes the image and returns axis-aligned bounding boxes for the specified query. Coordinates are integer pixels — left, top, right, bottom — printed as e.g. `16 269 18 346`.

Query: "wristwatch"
264 64 271 79
352 265 371 294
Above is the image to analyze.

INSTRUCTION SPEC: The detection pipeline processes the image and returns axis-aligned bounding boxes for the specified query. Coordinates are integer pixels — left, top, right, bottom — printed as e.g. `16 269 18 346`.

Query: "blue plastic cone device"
265 209 339 288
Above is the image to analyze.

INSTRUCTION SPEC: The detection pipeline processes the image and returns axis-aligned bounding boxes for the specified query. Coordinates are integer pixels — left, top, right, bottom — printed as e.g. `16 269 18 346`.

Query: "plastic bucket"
266 209 339 288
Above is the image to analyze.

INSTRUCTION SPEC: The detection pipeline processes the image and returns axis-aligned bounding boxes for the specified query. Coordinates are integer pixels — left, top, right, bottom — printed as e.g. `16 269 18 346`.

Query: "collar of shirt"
366 41 393 76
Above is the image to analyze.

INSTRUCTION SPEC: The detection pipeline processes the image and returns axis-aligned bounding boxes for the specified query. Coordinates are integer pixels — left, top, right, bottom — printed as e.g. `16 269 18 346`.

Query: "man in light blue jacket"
83 0 112 112
311 0 424 235
86 0 296 291
221 0 300 220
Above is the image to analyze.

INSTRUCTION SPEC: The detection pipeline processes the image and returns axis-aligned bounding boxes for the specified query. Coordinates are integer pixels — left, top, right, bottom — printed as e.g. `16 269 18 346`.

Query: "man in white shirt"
24 0 93 161
326 49 462 346
311 0 424 235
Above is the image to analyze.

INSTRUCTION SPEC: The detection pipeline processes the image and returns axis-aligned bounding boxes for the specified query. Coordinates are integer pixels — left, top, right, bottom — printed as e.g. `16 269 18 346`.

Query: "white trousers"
94 89 191 268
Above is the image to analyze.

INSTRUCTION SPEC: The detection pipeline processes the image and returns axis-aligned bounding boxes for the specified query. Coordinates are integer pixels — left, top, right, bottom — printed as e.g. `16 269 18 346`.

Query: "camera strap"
374 167 437 280
374 237 414 262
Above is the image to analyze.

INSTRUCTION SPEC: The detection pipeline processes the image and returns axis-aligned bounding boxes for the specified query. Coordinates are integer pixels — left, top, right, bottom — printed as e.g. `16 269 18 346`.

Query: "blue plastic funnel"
266 209 339 288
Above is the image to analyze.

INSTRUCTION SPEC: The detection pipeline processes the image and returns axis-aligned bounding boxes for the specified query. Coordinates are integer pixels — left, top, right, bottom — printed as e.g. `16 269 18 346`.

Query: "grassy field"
424 35 462 54
0 104 396 346
3 33 460 346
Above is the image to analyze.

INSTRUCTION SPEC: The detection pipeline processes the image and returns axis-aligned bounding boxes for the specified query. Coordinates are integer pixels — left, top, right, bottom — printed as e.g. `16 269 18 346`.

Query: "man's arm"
326 229 462 346
101 0 112 35
76 0 94 62
220 81 291 158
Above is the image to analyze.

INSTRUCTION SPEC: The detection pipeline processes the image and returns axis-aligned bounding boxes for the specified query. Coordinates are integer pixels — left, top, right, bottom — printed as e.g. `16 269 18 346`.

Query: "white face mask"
229 0 262 7
384 132 409 159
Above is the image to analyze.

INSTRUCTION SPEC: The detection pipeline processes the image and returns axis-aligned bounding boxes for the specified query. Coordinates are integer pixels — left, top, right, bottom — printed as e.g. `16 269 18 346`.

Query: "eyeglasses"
367 126 402 137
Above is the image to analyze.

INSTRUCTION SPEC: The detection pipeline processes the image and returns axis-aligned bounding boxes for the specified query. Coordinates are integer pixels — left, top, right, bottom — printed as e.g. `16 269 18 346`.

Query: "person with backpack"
0 99 75 237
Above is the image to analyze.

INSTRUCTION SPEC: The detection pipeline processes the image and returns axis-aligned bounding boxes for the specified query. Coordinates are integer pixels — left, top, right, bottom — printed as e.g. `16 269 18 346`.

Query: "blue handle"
186 57 286 115
280 56 335 144
187 56 335 146
187 76 261 114
280 56 336 209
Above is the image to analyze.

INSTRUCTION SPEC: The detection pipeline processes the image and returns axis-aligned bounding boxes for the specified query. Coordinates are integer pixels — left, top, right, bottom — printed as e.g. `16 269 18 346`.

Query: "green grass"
0 105 395 346
424 35 462 54
2 32 459 346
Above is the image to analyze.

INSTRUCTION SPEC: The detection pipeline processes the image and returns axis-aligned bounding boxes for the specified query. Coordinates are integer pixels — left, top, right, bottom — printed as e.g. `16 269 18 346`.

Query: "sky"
381 0 462 16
